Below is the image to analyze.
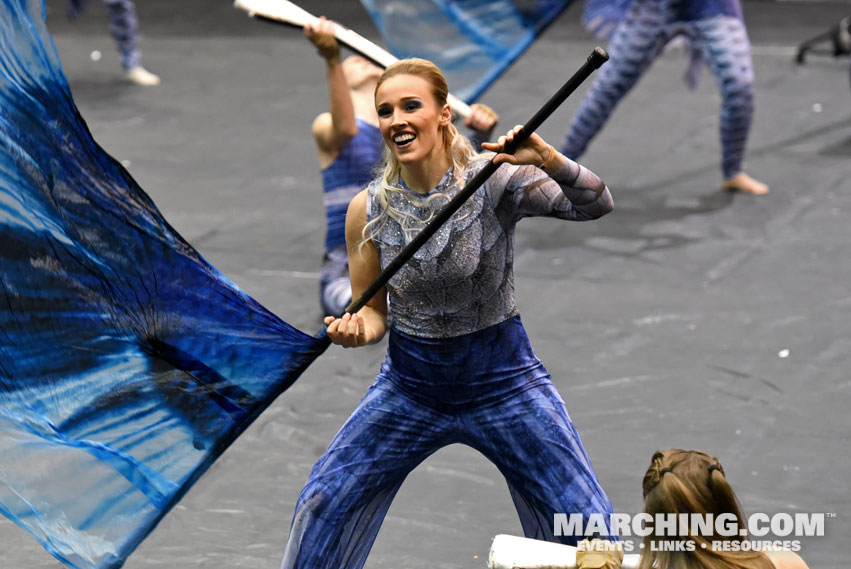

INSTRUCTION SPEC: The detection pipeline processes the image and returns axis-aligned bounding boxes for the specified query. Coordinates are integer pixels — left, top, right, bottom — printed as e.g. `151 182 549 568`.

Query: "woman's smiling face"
375 74 451 166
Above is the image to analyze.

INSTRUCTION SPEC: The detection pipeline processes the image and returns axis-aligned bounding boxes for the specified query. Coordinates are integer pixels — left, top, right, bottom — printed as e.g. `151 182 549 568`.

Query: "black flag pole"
345 47 610 316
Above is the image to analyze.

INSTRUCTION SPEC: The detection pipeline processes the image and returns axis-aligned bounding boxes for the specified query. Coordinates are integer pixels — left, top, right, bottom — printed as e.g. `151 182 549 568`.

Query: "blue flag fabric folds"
0 1 329 568
359 0 573 104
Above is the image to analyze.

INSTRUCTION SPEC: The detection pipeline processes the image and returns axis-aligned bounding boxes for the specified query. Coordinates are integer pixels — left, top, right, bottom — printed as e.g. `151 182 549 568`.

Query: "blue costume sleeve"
0 2 329 568
489 162 613 222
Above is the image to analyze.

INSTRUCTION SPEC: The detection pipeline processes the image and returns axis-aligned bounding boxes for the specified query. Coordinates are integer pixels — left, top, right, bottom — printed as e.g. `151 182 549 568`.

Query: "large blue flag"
359 0 574 104
0 1 329 568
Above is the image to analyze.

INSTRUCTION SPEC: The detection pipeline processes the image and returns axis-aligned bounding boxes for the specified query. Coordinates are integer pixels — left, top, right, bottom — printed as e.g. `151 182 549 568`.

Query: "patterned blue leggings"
562 0 755 179
319 246 351 316
280 316 614 569
104 0 140 70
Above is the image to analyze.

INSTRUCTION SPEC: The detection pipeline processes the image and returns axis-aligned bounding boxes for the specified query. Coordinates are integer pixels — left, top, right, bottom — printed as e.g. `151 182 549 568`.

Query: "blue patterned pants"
562 0 755 179
319 246 351 317
280 316 614 569
104 0 140 70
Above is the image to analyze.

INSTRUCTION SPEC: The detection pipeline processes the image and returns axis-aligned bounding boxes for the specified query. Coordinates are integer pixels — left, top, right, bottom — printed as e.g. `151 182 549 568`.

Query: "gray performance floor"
2 1 850 567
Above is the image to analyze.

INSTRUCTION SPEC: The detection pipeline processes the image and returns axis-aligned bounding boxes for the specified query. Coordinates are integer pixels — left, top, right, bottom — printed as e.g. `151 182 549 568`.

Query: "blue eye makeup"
376 99 422 119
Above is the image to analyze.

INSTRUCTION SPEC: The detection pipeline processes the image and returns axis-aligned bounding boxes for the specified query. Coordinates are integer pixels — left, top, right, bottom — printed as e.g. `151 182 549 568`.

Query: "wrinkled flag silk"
0 1 329 567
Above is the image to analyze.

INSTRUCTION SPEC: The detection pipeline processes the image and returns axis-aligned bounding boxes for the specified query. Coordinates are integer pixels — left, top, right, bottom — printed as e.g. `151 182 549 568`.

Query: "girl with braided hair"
639 449 809 569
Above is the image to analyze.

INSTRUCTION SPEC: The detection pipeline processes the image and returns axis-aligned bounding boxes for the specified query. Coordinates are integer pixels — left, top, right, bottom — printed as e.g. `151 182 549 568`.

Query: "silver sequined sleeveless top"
366 158 612 338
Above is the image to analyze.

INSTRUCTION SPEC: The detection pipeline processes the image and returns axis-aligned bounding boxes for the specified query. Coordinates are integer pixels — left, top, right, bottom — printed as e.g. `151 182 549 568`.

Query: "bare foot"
722 172 769 195
126 66 161 86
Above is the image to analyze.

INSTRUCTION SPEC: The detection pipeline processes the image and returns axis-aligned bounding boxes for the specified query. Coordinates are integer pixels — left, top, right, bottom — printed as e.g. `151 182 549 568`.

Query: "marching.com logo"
554 512 830 552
